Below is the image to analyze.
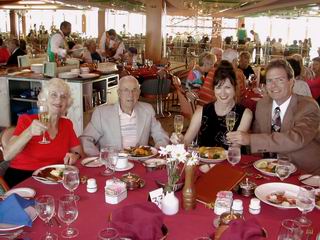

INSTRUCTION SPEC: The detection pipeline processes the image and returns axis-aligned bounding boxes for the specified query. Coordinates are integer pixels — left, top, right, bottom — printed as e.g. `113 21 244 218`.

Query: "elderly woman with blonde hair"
3 78 84 187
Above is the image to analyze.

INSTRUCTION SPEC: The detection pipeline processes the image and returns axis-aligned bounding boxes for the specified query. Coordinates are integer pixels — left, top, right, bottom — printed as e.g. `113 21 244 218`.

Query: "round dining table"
12 155 320 240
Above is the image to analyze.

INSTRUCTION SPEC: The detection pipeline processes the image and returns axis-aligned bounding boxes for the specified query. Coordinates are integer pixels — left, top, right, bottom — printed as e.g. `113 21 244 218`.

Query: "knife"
84 157 99 166
299 175 316 182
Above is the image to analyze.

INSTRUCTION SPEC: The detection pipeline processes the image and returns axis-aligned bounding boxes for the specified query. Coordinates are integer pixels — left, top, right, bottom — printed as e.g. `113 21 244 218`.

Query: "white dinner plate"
199 150 227 164
115 162 134 172
0 206 37 231
32 164 65 184
298 174 320 187
79 73 99 79
81 157 103 168
315 188 320 210
253 158 297 177
199 164 216 174
4 188 36 199
254 182 300 209
127 146 158 161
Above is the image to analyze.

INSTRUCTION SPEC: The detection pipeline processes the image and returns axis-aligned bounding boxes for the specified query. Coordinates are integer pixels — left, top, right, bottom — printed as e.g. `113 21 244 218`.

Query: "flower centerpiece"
159 144 199 193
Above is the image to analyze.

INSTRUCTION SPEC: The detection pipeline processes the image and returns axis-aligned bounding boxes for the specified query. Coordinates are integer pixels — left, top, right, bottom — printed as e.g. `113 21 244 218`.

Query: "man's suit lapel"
135 103 146 145
109 103 122 148
262 97 273 133
282 95 297 132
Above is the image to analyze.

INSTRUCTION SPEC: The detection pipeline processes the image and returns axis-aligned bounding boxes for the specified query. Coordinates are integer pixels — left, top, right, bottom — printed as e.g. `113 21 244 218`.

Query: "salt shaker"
231 199 243 215
249 198 261 214
87 178 97 193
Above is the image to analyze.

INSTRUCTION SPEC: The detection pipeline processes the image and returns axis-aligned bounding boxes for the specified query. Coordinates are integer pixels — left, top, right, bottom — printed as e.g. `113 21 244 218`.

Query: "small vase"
161 191 179 215
182 165 196 210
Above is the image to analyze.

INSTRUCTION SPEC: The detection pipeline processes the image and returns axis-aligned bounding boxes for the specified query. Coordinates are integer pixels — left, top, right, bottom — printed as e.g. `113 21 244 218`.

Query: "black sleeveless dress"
198 102 246 149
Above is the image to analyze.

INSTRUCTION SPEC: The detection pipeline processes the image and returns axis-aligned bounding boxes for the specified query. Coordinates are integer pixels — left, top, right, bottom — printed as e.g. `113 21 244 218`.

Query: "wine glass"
35 195 57 240
62 166 80 201
38 104 50 144
58 194 79 238
100 145 118 176
277 219 303 240
275 159 291 181
174 115 184 136
147 60 153 68
227 145 241 166
98 228 119 240
296 186 315 227
225 111 236 132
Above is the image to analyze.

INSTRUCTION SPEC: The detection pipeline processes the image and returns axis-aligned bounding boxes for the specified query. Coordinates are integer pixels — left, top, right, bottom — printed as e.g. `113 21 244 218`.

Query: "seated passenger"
238 51 255 79
186 52 216 89
80 75 169 156
171 60 252 149
307 57 320 100
122 47 138 65
3 78 84 187
6 38 26 66
228 59 320 174
82 39 102 63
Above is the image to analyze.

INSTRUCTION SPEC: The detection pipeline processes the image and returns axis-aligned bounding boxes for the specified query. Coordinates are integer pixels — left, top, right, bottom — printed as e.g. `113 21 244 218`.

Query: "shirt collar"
272 96 292 121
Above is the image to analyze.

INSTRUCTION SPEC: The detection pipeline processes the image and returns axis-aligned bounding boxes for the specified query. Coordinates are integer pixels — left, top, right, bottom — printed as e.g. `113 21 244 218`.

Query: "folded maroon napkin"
111 202 164 240
220 218 265 240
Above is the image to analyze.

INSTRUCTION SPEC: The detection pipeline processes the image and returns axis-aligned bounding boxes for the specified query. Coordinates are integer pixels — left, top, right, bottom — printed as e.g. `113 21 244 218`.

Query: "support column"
98 9 106 41
9 10 17 37
22 15 26 37
211 17 222 48
82 13 86 34
145 0 163 63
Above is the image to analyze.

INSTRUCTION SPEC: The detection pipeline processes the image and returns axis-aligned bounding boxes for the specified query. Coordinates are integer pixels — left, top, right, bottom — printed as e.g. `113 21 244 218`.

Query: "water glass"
227 145 241 166
277 219 302 240
98 228 119 240
174 115 184 135
100 145 119 176
35 195 57 240
296 186 315 227
62 166 80 201
58 194 79 238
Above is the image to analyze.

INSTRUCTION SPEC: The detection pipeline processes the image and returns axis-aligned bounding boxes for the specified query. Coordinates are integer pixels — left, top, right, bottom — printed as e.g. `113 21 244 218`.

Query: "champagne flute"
62 166 80 201
35 195 57 240
296 186 315 227
174 115 184 136
225 111 236 132
100 145 118 176
38 104 50 144
227 145 241 166
58 194 79 238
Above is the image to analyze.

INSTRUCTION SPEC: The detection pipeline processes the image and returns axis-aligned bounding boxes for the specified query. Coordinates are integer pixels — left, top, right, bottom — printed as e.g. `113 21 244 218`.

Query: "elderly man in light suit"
227 59 320 174
80 75 169 156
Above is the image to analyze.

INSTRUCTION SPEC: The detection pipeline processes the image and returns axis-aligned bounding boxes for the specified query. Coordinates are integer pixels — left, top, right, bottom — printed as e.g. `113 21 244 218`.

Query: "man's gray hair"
222 49 238 63
119 75 140 89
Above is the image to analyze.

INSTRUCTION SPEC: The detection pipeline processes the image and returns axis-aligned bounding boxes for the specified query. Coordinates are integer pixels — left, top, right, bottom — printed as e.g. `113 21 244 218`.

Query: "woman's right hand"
28 120 47 137
170 132 184 144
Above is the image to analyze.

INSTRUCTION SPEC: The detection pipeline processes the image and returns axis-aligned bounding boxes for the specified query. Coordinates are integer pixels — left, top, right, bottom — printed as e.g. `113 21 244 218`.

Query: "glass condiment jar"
219 211 242 226
120 172 145 190
239 178 257 197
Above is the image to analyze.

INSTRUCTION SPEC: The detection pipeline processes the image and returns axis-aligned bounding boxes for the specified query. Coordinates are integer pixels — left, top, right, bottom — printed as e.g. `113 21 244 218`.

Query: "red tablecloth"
13 155 320 240
127 66 158 79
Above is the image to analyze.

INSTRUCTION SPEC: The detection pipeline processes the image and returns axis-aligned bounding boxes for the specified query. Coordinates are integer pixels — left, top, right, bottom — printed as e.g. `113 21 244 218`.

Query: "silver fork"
306 227 313 240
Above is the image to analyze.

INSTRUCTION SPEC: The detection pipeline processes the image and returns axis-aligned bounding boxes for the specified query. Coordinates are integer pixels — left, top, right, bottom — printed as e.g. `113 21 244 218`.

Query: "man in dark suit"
227 59 320 174
6 38 26 66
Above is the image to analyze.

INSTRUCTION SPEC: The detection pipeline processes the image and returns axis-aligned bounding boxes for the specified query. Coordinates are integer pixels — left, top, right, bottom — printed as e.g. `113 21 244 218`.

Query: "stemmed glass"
174 115 184 136
62 166 80 201
275 157 292 181
58 194 79 238
277 219 303 240
296 186 315 227
100 145 119 176
38 104 50 144
227 145 241 166
225 111 236 132
147 60 153 68
35 195 57 240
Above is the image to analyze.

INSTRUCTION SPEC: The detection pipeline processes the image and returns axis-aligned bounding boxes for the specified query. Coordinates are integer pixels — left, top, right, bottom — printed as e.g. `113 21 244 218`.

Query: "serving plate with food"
124 146 158 160
198 147 227 163
253 158 297 177
254 182 299 209
32 164 65 184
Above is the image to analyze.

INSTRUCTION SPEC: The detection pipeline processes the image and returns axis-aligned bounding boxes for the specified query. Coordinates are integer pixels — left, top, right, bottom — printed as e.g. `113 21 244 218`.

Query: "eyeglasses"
49 91 68 100
119 88 140 95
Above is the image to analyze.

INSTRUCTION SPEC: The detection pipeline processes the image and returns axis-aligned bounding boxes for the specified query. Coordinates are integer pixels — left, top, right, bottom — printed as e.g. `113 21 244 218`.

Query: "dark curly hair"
213 60 237 89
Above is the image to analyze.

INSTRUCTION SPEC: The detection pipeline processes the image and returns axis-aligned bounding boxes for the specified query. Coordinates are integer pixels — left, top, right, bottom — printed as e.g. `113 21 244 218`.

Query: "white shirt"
99 32 125 60
118 106 137 149
272 96 292 123
49 30 67 58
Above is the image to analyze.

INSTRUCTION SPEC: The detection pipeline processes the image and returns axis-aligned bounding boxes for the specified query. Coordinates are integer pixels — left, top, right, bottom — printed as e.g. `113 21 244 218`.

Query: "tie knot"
274 107 280 114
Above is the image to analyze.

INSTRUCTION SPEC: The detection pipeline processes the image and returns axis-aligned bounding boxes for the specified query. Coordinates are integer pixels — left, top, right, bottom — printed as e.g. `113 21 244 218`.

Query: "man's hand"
64 152 80 165
226 131 250 146
170 132 184 145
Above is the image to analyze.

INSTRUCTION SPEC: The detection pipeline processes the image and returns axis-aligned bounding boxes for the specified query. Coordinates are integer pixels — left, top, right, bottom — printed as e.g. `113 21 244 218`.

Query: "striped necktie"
271 107 281 132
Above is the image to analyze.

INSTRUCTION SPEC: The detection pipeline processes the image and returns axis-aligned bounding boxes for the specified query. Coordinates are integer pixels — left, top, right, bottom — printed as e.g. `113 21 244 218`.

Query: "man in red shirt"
307 57 320 101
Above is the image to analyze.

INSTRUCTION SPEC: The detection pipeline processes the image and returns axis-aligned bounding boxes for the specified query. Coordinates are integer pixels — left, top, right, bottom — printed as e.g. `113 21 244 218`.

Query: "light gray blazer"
80 102 169 156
